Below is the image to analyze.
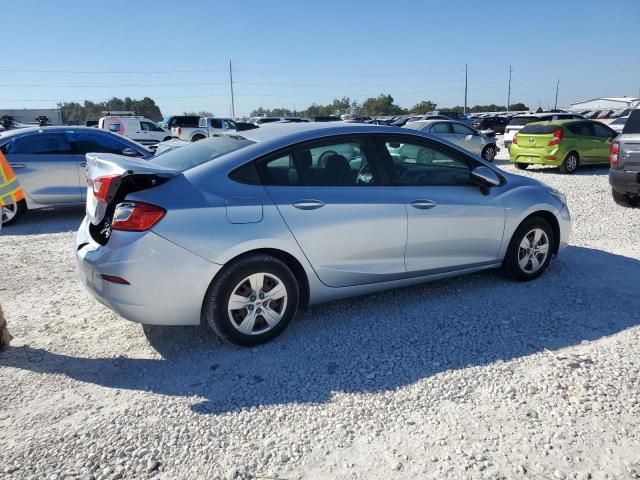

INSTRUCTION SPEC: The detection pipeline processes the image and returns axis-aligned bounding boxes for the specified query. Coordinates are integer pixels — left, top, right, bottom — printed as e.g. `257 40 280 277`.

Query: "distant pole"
507 65 512 113
464 63 468 114
554 78 559 110
229 59 235 119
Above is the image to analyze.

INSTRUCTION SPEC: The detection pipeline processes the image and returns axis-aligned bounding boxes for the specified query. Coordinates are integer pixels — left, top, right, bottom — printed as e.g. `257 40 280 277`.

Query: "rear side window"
567 123 594 136
4 133 73 155
622 110 640 134
259 138 378 186
592 122 615 137
150 135 255 171
432 122 452 134
520 124 558 135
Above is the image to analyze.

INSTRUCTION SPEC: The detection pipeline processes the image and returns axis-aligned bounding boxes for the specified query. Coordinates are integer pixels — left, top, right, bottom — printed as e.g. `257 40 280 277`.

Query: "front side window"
210 119 223 129
431 122 452 134
451 123 475 135
223 119 237 130
381 136 472 186
71 131 136 155
260 138 378 186
4 133 73 155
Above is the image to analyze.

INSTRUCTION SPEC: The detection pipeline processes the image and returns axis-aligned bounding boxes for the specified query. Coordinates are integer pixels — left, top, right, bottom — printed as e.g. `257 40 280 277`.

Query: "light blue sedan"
76 123 570 346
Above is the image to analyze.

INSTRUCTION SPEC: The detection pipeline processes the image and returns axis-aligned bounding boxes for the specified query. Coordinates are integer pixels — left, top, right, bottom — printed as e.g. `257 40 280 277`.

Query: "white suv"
99 116 171 145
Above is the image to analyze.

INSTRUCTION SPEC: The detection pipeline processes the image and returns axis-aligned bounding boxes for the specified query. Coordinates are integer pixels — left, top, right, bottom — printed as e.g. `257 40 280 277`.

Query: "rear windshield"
520 124 558 134
150 135 255 171
509 116 540 126
622 110 640 134
169 116 200 127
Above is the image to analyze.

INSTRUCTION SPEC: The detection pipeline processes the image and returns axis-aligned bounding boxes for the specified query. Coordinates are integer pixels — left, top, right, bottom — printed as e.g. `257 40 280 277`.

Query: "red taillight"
548 128 564 146
513 133 518 145
101 274 130 285
92 174 120 203
177 127 182 136
610 140 620 165
111 202 166 232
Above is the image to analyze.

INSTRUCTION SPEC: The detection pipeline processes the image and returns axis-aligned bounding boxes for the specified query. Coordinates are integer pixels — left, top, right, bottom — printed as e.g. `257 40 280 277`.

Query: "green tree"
58 97 164 124
410 100 437 114
360 94 406 116
183 111 214 117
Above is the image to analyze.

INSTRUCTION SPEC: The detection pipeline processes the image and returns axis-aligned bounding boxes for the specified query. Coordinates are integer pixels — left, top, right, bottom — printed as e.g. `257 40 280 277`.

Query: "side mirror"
122 147 139 157
470 166 501 191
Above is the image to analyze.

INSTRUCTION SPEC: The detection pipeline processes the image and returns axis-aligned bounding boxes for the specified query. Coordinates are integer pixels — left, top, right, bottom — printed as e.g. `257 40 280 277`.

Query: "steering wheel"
356 162 373 185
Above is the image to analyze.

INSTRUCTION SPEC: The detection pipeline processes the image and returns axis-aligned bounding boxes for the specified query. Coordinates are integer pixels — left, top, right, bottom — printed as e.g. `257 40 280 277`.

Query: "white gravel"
1 138 640 479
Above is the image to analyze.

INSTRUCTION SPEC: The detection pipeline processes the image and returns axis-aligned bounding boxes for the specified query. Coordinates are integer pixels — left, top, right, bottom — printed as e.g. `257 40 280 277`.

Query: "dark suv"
609 109 640 207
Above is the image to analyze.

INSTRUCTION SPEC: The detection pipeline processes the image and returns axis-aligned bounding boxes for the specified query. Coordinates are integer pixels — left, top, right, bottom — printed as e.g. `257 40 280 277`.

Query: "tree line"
250 95 528 118
58 97 163 125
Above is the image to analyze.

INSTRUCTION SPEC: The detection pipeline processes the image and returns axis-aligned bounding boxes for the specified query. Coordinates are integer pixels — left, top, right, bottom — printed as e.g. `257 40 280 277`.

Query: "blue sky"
2 0 639 117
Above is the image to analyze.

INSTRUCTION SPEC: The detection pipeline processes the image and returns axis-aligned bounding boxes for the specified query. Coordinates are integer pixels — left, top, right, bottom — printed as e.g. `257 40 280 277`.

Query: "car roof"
0 125 109 139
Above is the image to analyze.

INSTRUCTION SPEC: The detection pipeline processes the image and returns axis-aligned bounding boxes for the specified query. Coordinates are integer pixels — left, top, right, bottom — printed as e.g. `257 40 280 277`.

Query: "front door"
1 132 82 204
260 135 407 287
376 134 506 274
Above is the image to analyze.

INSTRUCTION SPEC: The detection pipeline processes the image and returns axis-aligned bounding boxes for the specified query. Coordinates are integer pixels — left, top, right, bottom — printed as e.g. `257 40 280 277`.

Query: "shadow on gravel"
1 207 84 235
3 246 639 415
513 165 610 176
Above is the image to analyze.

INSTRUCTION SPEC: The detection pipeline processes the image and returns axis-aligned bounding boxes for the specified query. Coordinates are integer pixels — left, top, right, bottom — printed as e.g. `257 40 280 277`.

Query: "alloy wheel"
565 154 578 173
227 273 288 335
483 145 496 161
1 204 17 224
517 228 550 274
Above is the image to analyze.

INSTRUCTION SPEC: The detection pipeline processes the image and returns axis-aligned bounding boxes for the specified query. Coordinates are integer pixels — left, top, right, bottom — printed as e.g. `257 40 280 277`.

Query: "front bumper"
609 169 640 195
557 203 571 253
76 217 222 326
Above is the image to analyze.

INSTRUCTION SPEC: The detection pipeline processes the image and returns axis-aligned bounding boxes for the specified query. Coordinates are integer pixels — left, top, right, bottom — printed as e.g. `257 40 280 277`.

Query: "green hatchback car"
509 119 617 173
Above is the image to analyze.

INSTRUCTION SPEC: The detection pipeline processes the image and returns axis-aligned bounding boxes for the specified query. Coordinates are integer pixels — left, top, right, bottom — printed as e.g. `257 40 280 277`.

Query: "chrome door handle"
9 163 26 169
293 199 325 210
411 199 437 210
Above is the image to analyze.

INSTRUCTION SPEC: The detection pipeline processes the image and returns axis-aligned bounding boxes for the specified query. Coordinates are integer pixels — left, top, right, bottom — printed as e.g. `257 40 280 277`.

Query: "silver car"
76 123 571 346
0 126 152 225
404 120 498 161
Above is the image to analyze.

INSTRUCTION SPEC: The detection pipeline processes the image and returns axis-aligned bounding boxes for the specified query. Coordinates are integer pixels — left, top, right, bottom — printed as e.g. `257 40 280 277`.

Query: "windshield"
150 135 255 171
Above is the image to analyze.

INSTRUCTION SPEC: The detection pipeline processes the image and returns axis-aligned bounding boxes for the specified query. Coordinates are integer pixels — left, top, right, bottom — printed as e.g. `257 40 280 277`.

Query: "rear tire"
559 152 579 174
612 189 640 207
162 136 172 142
515 163 529 170
481 145 497 162
202 254 299 346
1 199 26 226
192 134 206 142
502 216 554 281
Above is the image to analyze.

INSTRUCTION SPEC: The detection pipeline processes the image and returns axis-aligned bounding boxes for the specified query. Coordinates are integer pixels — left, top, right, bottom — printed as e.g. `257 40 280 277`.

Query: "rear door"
590 122 617 164
259 135 407 287
1 132 81 203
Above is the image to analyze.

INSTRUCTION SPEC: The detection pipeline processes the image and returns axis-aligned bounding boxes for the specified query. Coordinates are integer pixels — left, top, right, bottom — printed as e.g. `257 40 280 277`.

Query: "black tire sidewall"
204 254 299 346
482 145 496 162
503 217 554 281
560 153 579 174
1 200 26 226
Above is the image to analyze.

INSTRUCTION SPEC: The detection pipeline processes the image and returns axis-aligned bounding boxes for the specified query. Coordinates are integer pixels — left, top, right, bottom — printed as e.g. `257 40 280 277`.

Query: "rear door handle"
9 163 26 169
411 199 437 210
293 199 325 210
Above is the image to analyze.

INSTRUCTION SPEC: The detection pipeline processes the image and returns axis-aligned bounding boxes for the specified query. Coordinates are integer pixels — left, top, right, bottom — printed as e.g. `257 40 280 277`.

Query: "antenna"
554 78 559 110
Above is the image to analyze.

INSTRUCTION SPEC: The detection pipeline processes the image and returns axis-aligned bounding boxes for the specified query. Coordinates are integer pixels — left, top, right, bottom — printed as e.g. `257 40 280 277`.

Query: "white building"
570 97 640 111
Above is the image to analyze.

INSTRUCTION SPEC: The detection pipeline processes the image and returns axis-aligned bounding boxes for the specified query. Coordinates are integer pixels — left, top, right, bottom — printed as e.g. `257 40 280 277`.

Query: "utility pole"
507 65 512 113
464 63 468 115
554 77 559 110
229 59 235 119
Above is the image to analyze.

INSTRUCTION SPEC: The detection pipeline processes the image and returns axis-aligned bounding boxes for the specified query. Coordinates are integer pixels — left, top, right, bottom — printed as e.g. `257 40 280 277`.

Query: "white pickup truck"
171 117 237 142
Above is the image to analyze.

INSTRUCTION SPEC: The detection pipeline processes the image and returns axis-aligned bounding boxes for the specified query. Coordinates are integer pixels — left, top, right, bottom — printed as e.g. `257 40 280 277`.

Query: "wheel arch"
520 210 561 255
205 248 311 312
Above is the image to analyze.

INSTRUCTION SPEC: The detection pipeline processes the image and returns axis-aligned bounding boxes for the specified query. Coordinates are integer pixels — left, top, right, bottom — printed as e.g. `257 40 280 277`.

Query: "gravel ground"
1 139 640 480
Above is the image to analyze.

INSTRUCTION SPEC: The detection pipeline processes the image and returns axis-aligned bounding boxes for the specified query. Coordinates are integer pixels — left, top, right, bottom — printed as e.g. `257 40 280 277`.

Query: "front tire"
559 152 579 174
502 217 554 281
191 134 206 142
1 200 26 226
481 144 497 162
612 189 639 207
202 254 299 346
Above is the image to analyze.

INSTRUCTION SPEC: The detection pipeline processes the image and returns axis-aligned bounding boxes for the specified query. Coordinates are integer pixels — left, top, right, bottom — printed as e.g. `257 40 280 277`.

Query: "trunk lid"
517 124 561 148
85 153 178 242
